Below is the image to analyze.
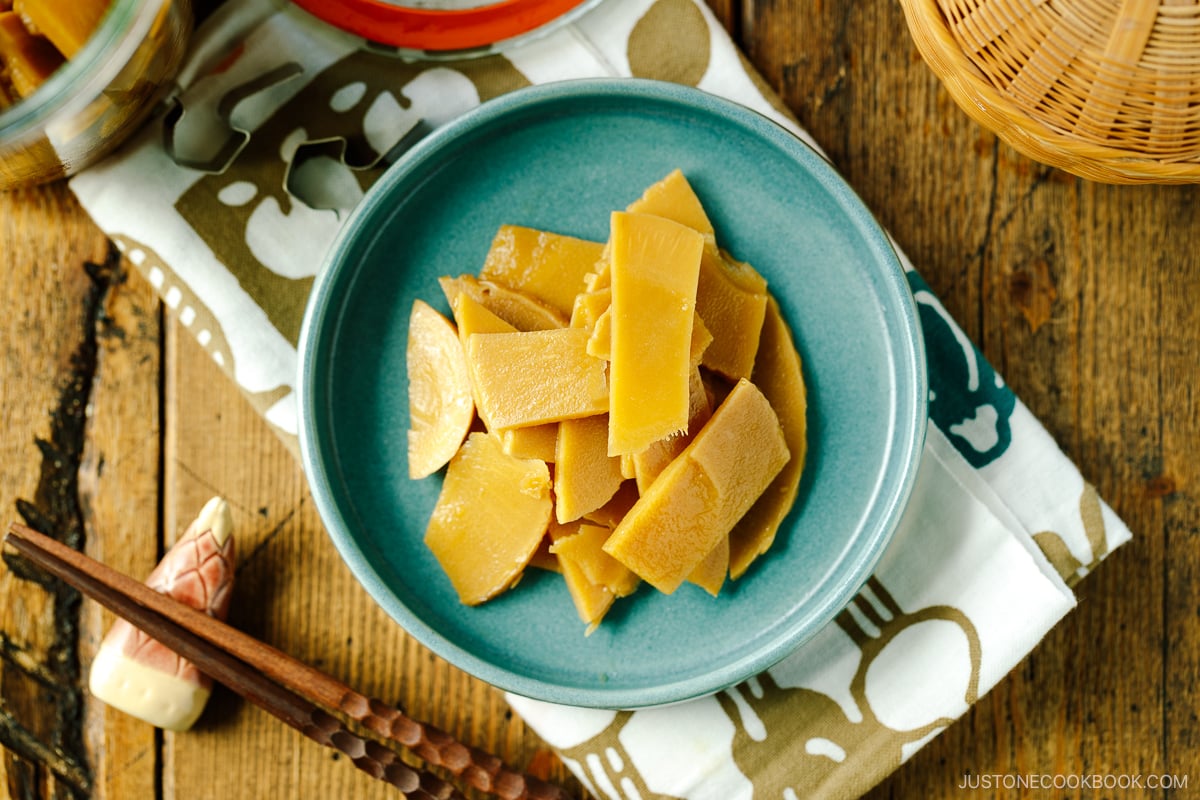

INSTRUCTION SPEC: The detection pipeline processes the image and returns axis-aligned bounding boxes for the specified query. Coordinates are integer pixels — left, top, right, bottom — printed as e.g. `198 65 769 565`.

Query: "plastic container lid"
291 0 596 55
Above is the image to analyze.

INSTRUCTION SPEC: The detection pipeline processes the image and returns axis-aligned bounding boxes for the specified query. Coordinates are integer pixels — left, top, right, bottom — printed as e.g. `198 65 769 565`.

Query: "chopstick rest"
88 496 235 731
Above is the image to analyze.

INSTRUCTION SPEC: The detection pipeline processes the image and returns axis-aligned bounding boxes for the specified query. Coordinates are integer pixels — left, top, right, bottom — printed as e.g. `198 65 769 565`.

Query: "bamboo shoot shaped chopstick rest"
89 497 236 732
2 521 570 800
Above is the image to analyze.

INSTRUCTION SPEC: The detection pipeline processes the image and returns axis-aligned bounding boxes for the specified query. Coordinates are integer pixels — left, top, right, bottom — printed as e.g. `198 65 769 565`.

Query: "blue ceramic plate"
298 79 926 709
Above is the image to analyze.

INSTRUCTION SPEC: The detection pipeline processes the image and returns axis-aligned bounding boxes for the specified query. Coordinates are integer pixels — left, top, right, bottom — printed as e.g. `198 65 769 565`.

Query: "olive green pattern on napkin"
110 231 298 445
173 51 530 346
627 0 710 84
718 579 981 800
555 576 983 800
559 712 684 800
1033 484 1112 587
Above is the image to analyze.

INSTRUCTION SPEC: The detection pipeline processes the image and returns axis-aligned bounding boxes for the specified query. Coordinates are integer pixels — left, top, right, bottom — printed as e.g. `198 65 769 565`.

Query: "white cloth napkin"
69 0 1132 796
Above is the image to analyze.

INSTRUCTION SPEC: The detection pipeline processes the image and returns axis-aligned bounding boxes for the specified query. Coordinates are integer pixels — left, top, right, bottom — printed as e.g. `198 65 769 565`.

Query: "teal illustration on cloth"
907 272 1015 468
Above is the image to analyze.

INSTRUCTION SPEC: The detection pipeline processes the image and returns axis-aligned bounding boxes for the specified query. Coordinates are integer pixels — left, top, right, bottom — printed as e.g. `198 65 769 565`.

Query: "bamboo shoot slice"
480 225 604 317
632 367 712 494
626 169 716 249
500 424 559 463
696 249 768 380
0 13 63 97
14 0 108 58
603 379 790 594
406 300 474 480
730 297 808 578
551 523 640 597
424 432 552 605
555 414 624 523
439 275 566 331
687 535 728 597
466 328 608 430
607 211 704 456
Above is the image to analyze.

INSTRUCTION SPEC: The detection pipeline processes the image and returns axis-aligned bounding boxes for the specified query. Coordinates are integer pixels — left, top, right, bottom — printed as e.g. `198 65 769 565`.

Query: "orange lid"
292 0 593 52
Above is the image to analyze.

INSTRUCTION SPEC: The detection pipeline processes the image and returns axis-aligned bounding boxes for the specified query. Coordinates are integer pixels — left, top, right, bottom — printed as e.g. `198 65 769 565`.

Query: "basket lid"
902 0 1200 183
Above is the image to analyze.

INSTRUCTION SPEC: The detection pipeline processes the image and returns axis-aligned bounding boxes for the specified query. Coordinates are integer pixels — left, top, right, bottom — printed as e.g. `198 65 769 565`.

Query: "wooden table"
2 1 1198 798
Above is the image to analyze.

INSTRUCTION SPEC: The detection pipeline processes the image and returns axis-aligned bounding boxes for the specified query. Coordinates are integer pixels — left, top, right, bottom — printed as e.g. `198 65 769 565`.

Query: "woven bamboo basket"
899 0 1200 184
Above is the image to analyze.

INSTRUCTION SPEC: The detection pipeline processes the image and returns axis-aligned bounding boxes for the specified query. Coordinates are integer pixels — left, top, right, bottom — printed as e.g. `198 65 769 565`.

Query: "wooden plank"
160 318 584 799
0 184 161 800
1155 191 1200 791
78 262 163 800
0 181 112 799
705 0 737 35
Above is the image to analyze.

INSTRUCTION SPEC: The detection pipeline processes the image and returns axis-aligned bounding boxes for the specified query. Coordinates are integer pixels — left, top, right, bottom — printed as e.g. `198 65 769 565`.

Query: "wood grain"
78 251 162 800
0 183 112 799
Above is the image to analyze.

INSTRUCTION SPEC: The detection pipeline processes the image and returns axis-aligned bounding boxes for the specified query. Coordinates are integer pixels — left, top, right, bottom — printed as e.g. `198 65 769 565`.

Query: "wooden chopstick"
3 522 570 800
4 524 461 800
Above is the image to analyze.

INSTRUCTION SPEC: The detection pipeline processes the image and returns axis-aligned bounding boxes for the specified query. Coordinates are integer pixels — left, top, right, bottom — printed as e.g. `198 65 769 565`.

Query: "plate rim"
297 78 928 709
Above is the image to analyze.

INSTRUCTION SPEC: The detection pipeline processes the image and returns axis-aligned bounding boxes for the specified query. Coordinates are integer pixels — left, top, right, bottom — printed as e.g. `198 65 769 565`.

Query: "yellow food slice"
623 170 768 380
450 291 517 429
583 481 639 529
687 535 729 597
452 291 518 341
14 0 108 58
551 523 640 597
586 306 612 361
632 367 712 494
480 225 605 317
688 313 714 367
696 249 769 380
603 379 790 594
500 424 559 463
406 300 475 480
626 169 716 248
586 259 611 292
546 520 614 629
0 13 64 97
424 432 552 605
730 296 808 578
554 414 624 523
528 536 560 573
439 275 566 331
589 307 711 367
466 328 608 430
607 211 705 456
559 552 615 630
569 287 611 330
619 453 636 481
